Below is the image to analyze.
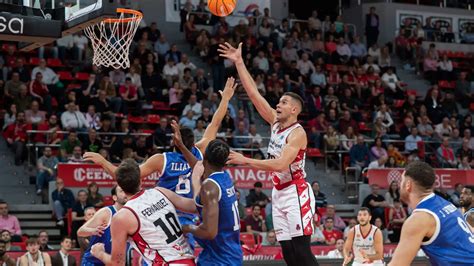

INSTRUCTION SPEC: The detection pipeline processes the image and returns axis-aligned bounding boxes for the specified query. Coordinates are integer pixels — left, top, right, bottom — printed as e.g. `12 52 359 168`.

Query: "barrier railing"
25 130 271 165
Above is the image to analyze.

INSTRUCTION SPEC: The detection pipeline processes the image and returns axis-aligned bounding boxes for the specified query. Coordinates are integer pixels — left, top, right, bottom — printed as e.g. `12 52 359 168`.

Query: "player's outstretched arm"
182 180 219 239
343 228 354 266
84 152 164 180
218 42 276 124
388 212 434 266
227 127 306 171
77 207 109 237
196 77 238 154
84 152 119 178
155 187 198 214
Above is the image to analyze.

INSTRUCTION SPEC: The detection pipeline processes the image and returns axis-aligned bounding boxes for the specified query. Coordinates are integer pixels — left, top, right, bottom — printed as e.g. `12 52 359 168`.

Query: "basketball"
208 0 236 17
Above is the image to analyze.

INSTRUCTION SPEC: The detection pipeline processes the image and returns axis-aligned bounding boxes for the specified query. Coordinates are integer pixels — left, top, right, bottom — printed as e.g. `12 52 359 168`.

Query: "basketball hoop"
84 8 142 69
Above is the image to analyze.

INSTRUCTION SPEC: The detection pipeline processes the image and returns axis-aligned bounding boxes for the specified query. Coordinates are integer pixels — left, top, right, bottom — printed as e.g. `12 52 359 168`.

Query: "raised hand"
84 152 105 165
170 120 183 148
219 77 238 101
218 42 243 64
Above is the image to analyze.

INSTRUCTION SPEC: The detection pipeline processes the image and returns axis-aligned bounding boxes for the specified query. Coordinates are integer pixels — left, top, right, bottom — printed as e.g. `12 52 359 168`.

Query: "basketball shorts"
272 181 316 241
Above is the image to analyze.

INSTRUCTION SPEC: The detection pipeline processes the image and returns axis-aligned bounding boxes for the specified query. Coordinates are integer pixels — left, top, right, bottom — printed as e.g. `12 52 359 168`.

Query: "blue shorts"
179 215 196 251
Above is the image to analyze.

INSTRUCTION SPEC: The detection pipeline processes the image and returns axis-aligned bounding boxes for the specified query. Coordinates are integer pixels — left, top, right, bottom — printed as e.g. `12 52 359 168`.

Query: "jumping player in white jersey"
343 207 384 266
90 159 195 266
220 42 317 266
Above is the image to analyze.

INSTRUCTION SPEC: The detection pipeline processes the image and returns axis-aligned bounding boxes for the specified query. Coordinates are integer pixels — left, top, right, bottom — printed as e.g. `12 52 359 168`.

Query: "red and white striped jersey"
267 122 307 188
123 188 194 265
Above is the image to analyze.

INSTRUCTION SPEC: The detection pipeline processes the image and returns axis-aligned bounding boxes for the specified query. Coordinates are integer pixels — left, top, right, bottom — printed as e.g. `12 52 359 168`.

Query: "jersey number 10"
154 212 183 244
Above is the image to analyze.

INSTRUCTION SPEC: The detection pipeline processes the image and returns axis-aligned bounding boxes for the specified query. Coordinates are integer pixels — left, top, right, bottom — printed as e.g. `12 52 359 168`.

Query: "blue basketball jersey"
158 147 203 200
195 171 243 266
82 206 116 266
415 193 474 266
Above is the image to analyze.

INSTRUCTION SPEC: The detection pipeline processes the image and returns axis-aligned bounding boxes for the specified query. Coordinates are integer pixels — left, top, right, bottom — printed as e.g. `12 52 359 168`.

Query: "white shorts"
272 181 316 241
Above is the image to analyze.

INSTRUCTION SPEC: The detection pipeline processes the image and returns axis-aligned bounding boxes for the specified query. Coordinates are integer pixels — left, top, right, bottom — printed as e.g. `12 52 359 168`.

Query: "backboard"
0 0 119 51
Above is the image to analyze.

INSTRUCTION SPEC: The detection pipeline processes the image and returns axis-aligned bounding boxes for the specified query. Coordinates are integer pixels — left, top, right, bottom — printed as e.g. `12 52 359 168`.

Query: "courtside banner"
130 244 400 263
58 164 273 189
367 168 474 189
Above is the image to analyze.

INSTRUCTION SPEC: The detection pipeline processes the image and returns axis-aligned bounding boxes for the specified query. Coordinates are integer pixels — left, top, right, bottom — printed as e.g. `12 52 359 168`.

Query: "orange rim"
103 8 143 23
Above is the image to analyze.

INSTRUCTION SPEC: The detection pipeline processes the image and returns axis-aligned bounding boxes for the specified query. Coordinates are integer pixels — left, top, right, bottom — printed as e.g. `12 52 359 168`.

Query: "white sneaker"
57 220 64 226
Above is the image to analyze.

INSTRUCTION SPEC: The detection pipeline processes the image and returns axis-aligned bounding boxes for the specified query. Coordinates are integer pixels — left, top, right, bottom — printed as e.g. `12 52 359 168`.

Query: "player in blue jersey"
78 185 127 266
158 139 243 266
389 161 474 266
84 77 237 249
459 186 473 231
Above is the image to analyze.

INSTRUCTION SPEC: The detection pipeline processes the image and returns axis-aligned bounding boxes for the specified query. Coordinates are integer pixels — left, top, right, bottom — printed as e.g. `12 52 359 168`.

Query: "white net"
84 8 142 69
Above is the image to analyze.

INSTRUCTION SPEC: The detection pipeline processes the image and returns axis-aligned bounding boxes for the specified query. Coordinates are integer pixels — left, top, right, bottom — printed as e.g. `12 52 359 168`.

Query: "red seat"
47 58 64 67
67 83 82 90
307 148 323 158
438 80 455 89
128 116 145 124
141 129 154 134
317 207 327 217
470 103 474 112
67 208 73 235
417 140 425 159
11 242 26 251
103 195 114 206
147 114 161 124
240 219 246 232
384 207 391 227
29 57 41 65
393 99 405 108
75 72 90 81
359 122 371 132
240 233 257 249
58 71 74 81
406 89 417 97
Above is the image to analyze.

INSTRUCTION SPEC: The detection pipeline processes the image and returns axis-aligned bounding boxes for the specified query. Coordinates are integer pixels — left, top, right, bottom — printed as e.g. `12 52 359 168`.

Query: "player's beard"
359 220 369 226
459 199 471 208
116 198 128 206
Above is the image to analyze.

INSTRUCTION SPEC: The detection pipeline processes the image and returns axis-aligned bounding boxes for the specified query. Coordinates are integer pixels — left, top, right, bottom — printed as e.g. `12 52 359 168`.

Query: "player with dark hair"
389 161 474 265
157 138 242 265
90 159 195 265
219 43 317 265
343 207 384 266
459 185 473 231
84 77 237 249
78 185 128 265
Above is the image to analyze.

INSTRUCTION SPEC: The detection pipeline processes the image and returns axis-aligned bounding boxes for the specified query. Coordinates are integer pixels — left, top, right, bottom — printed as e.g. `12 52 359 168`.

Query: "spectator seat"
47 58 64 67
58 71 74 81
29 57 41 65
75 72 90 81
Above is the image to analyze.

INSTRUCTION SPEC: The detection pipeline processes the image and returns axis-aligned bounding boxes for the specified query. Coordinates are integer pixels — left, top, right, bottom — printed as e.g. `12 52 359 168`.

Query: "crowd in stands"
0 0 473 258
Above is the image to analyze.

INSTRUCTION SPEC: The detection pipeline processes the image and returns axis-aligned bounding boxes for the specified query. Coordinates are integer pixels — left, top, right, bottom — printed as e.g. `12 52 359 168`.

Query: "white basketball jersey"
123 188 194 264
352 224 384 265
267 122 306 187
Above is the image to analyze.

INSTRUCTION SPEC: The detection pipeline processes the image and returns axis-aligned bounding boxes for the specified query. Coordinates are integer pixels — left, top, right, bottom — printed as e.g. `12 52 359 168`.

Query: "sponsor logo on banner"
368 168 474 189
427 16 452 31
399 13 423 28
0 16 24 34
59 164 273 189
